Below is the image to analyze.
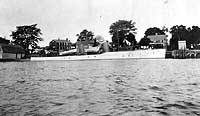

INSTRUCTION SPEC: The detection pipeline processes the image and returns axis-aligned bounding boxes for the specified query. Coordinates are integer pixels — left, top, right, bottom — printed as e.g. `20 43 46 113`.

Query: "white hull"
31 49 166 61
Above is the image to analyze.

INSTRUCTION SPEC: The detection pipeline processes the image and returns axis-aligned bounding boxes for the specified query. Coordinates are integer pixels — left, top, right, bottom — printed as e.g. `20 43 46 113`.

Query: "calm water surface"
1 59 200 116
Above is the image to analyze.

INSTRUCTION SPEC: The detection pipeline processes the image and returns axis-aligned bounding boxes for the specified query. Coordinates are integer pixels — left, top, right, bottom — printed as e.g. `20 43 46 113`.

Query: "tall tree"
188 26 200 45
109 20 137 49
169 25 189 49
169 25 200 50
11 24 43 56
77 29 94 41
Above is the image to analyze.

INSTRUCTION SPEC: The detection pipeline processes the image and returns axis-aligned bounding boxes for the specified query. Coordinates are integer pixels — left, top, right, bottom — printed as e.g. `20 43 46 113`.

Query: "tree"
169 25 189 50
188 26 200 45
11 24 43 56
77 29 94 41
139 37 152 46
144 27 166 37
169 25 200 50
126 33 137 46
109 20 137 49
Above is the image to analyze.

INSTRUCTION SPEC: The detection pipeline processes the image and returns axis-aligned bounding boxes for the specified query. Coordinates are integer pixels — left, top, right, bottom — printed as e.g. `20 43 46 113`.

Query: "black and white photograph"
1 0 200 115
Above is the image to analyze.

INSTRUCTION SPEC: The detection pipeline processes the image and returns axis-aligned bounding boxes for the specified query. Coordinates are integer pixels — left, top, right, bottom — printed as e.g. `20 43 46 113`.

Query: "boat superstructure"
31 49 166 61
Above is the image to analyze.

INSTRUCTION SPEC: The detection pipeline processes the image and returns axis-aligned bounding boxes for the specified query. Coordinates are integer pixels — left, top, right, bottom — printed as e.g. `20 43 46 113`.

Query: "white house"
147 35 168 48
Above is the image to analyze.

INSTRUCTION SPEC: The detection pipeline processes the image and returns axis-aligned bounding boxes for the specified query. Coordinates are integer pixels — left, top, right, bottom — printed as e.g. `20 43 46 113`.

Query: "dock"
172 50 200 59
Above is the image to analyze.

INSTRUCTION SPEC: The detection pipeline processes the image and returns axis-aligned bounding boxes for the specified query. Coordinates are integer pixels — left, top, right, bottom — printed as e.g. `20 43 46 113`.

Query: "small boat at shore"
31 49 166 61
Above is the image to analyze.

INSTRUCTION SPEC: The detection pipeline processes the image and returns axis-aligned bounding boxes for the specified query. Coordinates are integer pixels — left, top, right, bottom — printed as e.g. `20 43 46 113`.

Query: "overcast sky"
0 0 200 46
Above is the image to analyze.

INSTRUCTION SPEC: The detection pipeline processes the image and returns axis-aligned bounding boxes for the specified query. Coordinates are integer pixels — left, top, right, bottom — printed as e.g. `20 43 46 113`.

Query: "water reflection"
0 59 200 115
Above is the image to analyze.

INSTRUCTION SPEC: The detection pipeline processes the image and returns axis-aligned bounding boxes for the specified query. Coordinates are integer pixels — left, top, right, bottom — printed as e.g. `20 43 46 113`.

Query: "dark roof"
0 44 25 54
50 39 71 43
0 39 10 44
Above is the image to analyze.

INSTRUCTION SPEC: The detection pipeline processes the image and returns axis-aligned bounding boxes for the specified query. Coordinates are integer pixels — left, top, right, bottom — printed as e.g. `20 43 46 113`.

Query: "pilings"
172 50 200 59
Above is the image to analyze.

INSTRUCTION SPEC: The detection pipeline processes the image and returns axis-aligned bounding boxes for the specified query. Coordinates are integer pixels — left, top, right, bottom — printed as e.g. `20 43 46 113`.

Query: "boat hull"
31 49 166 61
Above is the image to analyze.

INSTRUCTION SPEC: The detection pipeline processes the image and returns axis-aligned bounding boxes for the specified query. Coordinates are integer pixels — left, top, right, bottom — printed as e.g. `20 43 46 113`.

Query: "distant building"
0 44 25 60
49 38 72 52
147 35 168 48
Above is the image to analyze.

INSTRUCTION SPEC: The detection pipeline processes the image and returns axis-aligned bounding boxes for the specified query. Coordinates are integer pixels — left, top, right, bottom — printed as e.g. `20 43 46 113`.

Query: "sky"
0 0 200 46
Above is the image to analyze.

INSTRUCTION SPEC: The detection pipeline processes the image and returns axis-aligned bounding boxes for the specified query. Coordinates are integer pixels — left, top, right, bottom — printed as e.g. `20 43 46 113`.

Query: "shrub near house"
0 44 25 60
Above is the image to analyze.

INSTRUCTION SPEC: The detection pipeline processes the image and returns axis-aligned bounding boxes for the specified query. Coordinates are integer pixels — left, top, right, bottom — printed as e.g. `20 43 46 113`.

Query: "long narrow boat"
31 49 166 61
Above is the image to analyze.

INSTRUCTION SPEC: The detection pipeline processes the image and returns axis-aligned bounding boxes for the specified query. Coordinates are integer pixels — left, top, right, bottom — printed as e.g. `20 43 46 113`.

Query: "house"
147 35 168 48
49 38 72 52
0 44 25 60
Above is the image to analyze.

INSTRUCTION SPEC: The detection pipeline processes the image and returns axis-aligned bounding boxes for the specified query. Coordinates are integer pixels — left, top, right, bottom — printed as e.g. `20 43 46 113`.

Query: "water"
1 59 200 116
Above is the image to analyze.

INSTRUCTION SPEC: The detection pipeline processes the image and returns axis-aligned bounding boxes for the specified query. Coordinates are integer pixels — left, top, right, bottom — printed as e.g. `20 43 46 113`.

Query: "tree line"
109 20 200 51
169 25 200 50
1 20 200 57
